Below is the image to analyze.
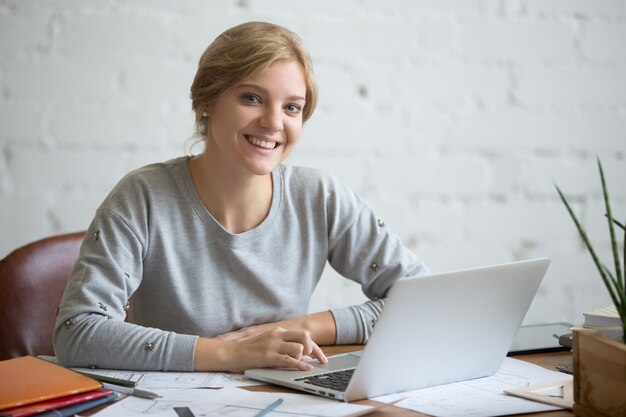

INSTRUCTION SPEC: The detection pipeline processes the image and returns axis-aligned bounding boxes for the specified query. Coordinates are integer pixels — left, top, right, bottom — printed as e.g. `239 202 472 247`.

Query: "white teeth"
247 136 277 150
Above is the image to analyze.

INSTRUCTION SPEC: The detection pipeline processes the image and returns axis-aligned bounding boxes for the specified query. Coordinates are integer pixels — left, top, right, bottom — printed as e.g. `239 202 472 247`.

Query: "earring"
201 112 208 118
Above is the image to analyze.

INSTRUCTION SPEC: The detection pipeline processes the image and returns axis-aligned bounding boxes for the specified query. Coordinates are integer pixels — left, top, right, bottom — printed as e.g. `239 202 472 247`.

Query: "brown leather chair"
0 231 85 360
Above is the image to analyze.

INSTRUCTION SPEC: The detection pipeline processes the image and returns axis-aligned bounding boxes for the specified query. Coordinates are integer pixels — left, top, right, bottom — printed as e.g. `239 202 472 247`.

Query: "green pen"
75 370 137 388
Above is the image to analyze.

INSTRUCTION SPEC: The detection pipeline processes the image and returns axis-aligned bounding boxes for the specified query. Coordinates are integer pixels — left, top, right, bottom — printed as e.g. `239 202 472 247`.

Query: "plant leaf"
603 266 624 306
598 158 624 295
605 214 626 232
555 184 621 308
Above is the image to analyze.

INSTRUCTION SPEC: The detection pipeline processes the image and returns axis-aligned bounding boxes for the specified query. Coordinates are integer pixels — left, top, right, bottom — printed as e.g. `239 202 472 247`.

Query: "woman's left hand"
216 320 292 341
216 311 338 346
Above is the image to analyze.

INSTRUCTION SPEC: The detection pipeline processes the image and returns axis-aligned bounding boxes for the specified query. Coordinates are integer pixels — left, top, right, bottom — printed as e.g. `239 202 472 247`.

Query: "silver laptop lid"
343 258 549 401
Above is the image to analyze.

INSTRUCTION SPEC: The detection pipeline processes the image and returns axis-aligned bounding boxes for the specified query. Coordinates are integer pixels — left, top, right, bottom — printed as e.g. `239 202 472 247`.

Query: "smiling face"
204 60 306 177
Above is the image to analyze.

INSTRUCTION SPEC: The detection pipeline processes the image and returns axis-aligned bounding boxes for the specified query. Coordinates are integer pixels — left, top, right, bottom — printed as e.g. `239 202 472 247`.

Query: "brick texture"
1 0 624 327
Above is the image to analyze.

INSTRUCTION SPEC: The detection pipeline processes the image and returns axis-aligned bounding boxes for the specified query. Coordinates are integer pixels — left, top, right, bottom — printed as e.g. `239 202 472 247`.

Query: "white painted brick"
119 62 194 101
48 103 167 148
568 114 626 153
521 157 599 197
465 200 578 245
524 0 626 18
580 21 626 63
397 66 510 108
376 0 489 14
417 242 512 273
48 191 104 232
0 194 48 258
304 18 417 63
411 199 467 243
309 263 368 314
3 59 117 98
313 63 360 111
356 194 448 250
171 10 231 62
2 0 625 326
0 12 48 55
411 15 458 60
455 108 569 152
527 157 626 198
517 67 626 108
120 148 183 175
161 104 197 145
488 155 526 196
244 0 358 17
457 18 574 64
12 0 113 13
297 105 407 155
0 103 43 140
288 152 368 195
407 108 455 151
378 153 492 196
8 145 127 191
579 193 626 247
59 15 176 63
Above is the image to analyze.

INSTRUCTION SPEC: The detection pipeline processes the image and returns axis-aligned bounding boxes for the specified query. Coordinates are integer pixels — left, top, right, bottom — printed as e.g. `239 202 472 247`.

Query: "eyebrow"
235 83 306 102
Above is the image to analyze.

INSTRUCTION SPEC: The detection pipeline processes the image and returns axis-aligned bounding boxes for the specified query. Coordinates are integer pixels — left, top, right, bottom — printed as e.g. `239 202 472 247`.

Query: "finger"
277 330 327 364
280 341 305 360
310 343 328 364
275 354 314 371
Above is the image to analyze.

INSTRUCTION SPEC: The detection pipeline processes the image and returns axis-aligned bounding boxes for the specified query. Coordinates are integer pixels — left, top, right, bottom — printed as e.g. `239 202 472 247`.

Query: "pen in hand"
255 398 283 417
101 382 161 399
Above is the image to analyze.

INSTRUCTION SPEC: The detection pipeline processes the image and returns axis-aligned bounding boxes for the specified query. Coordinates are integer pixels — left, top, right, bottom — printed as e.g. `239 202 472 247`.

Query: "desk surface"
246 345 575 417
88 346 574 417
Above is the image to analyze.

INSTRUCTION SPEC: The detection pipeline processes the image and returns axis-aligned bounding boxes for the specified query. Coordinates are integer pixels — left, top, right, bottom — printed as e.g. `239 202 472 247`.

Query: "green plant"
555 158 626 343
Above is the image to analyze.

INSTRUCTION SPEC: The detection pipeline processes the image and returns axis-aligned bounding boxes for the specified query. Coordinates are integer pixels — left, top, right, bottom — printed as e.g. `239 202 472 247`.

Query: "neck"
189 153 274 234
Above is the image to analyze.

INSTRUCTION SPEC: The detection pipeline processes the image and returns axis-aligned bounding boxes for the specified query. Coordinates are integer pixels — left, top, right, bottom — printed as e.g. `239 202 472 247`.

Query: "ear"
200 104 211 118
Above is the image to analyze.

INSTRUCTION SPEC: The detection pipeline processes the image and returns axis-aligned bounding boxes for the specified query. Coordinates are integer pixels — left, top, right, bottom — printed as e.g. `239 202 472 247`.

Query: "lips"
245 135 278 150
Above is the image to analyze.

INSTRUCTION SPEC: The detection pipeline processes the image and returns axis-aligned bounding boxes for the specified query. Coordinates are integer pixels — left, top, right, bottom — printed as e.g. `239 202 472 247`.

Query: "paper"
505 379 573 408
90 387 376 417
373 357 573 417
72 367 261 389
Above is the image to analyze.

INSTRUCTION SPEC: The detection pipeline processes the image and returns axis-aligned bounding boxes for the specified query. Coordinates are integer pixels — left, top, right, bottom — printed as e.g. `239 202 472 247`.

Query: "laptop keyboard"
294 368 355 392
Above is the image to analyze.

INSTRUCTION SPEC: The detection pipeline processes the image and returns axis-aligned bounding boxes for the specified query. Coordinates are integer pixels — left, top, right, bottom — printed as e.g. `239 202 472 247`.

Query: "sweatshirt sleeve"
327 195 430 345
53 209 198 371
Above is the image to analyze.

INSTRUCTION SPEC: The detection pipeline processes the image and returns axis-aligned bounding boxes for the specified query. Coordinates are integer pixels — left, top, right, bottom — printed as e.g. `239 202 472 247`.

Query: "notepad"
0 356 102 411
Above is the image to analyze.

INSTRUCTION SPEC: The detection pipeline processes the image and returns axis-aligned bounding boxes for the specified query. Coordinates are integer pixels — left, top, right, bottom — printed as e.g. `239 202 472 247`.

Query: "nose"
258 105 283 132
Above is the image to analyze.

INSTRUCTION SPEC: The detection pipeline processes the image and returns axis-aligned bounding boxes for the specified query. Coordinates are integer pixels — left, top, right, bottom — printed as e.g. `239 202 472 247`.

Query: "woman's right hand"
194 327 327 373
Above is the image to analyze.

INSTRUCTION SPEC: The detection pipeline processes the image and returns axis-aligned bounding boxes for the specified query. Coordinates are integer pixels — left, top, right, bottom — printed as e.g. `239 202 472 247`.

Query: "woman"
53 21 428 372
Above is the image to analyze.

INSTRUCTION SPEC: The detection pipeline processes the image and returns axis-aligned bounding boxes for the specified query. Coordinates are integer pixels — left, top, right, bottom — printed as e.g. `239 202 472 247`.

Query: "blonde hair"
190 21 318 138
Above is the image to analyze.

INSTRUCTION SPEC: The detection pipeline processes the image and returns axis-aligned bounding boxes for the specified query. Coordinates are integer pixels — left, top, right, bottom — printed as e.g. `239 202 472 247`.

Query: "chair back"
0 231 85 360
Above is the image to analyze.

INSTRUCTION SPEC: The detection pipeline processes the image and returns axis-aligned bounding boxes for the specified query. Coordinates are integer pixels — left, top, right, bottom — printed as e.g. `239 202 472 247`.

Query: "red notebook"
0 389 113 417
0 356 102 411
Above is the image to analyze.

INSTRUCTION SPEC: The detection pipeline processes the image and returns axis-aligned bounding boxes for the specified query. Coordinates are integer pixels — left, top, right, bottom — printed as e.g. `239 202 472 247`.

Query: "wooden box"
573 327 626 417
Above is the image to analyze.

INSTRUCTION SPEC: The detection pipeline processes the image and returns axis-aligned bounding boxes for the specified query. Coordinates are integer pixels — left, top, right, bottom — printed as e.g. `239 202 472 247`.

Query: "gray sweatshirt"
53 157 428 371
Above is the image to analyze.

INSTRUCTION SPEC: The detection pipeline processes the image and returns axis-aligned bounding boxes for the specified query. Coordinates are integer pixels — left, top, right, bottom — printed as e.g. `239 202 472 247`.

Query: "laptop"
245 258 550 402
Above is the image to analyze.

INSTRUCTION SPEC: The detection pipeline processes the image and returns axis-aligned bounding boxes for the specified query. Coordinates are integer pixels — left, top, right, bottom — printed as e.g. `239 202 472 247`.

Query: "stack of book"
0 356 118 417
582 305 620 328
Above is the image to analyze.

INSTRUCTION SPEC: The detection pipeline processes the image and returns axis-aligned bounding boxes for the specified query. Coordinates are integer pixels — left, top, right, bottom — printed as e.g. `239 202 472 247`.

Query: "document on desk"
71 367 261 389
88 386 376 417
373 357 572 417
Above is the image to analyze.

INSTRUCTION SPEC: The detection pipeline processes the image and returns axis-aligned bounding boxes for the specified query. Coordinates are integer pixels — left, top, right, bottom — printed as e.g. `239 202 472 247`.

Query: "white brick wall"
1 0 624 328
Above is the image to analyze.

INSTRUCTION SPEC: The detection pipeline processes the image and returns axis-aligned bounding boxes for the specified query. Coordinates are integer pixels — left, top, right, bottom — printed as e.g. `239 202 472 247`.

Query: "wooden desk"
245 345 575 417
87 346 574 416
